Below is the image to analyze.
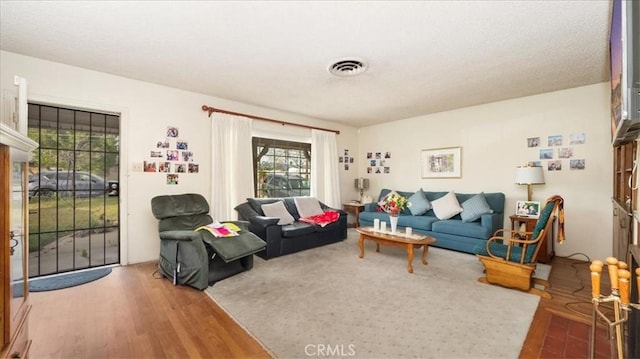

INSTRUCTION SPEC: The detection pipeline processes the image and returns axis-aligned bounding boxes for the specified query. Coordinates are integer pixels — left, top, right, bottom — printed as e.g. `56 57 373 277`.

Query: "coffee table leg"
407 244 414 273
358 234 365 258
376 243 380 253
422 244 429 265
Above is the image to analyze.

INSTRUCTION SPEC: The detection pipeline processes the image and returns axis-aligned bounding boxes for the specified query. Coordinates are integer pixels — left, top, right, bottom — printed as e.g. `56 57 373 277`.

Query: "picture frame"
516 200 541 218
421 146 462 178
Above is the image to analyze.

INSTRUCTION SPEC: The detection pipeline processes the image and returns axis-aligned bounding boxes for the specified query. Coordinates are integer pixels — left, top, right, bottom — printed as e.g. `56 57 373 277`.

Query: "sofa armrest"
480 213 504 234
251 216 280 228
159 230 199 241
317 202 348 216
363 203 378 212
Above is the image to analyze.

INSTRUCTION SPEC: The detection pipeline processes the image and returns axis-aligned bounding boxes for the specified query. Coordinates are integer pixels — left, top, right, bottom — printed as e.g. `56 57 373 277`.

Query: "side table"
343 202 365 228
510 215 554 264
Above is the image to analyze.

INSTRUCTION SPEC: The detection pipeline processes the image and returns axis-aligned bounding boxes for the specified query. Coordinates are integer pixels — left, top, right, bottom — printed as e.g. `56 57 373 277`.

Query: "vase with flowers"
377 193 410 233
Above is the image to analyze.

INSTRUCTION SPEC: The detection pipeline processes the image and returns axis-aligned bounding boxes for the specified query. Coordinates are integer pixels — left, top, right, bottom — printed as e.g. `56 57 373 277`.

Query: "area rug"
206 231 543 358
25 267 112 294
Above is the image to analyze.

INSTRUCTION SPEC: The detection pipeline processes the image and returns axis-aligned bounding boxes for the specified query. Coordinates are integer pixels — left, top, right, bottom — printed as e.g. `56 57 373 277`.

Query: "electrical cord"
553 253 615 321
560 252 591 295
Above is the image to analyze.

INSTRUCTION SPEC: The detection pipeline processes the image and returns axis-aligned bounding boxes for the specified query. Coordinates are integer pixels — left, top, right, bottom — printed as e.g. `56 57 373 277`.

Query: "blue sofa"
359 189 505 254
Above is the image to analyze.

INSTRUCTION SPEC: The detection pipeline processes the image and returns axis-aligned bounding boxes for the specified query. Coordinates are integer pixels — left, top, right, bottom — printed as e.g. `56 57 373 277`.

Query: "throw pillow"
408 188 432 216
294 197 324 218
261 201 295 225
431 191 463 220
460 192 494 223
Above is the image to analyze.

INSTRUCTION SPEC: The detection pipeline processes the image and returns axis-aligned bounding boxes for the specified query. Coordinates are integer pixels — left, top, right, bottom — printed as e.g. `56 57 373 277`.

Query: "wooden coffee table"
356 227 436 273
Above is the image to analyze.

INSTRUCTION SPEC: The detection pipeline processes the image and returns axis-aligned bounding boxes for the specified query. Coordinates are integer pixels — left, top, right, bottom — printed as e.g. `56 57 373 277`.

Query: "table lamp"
515 165 545 201
354 177 369 202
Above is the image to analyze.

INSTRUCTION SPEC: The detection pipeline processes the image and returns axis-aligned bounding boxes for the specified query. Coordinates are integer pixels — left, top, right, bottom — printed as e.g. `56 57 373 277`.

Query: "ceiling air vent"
328 58 368 77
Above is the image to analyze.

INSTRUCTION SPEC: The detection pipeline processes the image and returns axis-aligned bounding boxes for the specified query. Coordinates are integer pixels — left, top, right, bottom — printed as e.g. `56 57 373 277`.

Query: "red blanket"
299 210 340 227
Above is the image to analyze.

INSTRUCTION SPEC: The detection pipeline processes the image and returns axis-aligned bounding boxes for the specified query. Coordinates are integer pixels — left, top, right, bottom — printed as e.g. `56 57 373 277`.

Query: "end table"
509 215 554 263
343 202 365 228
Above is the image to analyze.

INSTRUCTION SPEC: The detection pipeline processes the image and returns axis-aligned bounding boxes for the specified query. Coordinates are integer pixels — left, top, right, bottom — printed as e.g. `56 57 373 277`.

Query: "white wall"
0 51 359 264
1 50 614 263
357 83 613 261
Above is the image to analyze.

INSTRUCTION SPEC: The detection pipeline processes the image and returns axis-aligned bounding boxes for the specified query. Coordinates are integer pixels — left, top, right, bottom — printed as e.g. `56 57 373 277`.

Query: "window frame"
252 137 311 198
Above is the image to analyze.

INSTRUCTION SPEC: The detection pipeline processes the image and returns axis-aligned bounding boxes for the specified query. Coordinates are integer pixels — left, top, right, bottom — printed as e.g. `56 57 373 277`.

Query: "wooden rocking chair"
475 195 565 299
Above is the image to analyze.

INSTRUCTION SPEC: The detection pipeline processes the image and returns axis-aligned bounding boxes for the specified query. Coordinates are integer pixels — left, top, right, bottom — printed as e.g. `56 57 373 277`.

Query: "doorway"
27 103 120 277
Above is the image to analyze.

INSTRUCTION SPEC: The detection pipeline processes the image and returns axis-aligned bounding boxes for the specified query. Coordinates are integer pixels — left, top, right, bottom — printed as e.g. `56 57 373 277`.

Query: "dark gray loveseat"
235 197 348 259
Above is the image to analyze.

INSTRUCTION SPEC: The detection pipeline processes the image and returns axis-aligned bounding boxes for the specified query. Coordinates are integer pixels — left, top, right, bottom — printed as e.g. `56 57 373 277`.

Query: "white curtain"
311 129 341 208
211 113 254 220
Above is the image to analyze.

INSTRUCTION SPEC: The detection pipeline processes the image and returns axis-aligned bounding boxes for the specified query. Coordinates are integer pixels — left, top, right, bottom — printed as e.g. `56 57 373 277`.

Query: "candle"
373 218 380 231
380 221 387 232
406 227 412 237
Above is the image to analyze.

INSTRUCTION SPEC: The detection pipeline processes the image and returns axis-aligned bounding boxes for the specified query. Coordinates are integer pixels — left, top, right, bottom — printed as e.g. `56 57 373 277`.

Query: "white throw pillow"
431 191 463 220
261 201 295 225
294 197 324 218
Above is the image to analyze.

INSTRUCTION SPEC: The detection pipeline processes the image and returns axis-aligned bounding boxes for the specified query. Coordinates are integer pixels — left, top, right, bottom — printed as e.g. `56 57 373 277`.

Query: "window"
253 137 311 198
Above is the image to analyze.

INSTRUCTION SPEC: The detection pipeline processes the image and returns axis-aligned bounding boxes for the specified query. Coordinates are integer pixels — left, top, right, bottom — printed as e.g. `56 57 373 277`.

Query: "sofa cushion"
431 220 492 240
460 192 494 223
408 188 431 216
294 197 324 218
397 214 440 231
431 191 463 220
281 221 316 238
261 201 295 225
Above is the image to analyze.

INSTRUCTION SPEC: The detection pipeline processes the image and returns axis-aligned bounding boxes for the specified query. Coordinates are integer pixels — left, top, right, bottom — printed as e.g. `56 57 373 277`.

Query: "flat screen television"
611 0 640 146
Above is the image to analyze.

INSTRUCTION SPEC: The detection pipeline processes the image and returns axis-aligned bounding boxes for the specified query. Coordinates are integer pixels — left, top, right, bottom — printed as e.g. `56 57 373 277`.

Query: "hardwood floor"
28 262 270 358
29 256 615 358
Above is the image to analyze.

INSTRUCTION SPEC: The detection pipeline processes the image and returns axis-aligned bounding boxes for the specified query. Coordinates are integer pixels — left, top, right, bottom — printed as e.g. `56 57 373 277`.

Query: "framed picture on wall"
421 146 462 178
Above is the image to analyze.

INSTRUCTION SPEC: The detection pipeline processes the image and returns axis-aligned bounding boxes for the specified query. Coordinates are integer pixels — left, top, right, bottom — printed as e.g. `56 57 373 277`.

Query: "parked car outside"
28 170 117 198
261 173 310 197
107 180 119 196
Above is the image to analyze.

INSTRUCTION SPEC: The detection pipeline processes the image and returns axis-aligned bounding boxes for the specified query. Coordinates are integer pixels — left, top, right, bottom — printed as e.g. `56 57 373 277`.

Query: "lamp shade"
354 178 369 190
515 166 545 185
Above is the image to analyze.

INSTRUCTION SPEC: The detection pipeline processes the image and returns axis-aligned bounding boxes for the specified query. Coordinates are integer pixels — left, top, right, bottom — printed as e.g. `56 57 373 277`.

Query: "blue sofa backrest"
377 188 505 217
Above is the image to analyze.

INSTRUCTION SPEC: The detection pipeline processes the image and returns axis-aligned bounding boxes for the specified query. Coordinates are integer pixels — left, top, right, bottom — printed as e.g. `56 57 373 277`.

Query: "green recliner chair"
151 193 266 290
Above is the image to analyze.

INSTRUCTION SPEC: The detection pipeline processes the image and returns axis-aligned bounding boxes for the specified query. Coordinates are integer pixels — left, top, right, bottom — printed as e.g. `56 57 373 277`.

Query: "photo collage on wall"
526 133 586 171
339 149 354 170
366 151 392 174
145 126 200 185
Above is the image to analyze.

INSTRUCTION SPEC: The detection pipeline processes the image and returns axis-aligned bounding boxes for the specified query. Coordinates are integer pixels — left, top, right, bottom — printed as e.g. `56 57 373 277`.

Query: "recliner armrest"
159 230 199 241
221 220 250 232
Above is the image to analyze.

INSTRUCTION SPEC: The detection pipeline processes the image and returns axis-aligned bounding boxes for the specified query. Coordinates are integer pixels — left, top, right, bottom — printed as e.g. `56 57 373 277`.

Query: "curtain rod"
201 105 340 134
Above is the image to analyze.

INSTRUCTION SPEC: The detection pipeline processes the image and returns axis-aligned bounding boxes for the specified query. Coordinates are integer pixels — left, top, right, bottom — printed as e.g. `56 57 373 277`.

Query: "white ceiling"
0 1 612 127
